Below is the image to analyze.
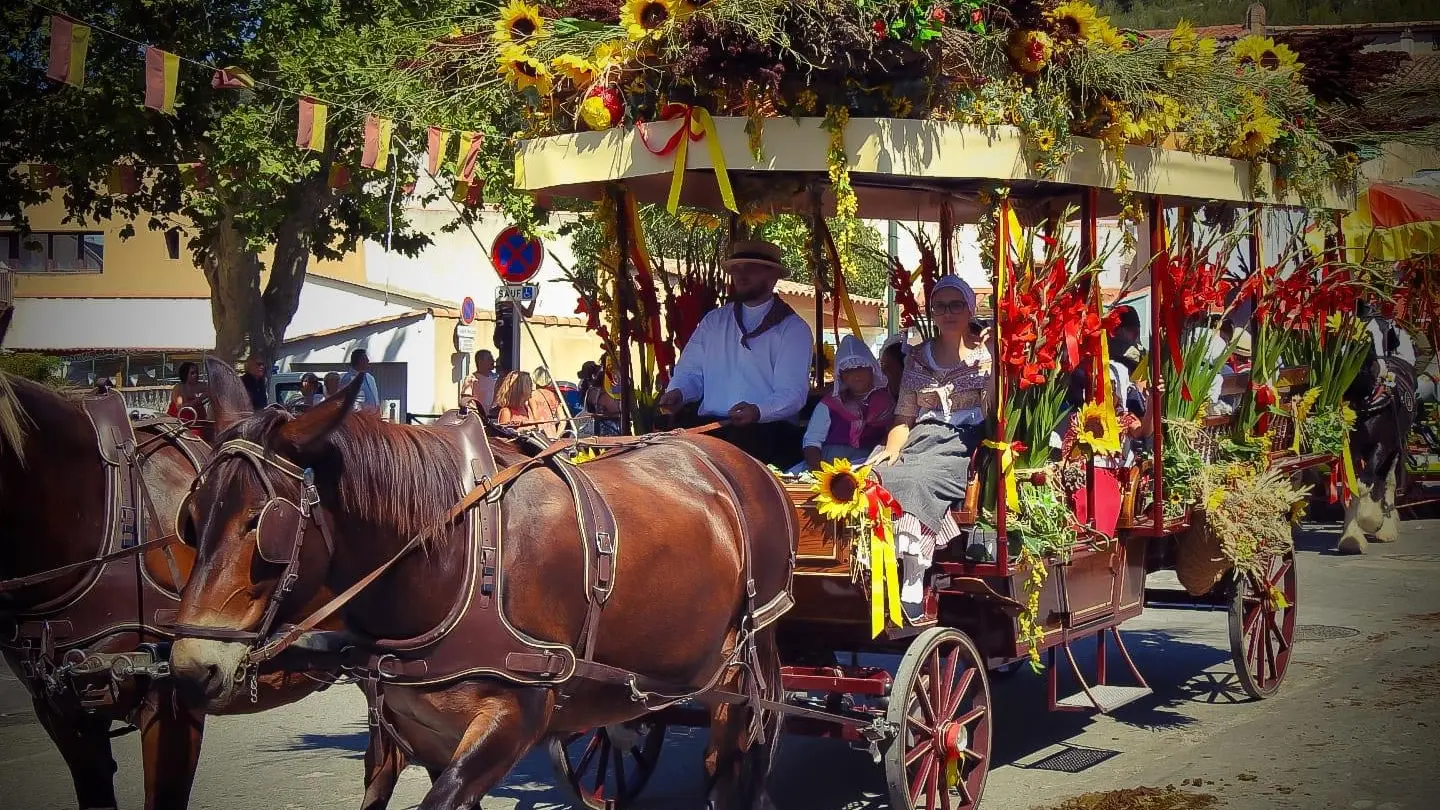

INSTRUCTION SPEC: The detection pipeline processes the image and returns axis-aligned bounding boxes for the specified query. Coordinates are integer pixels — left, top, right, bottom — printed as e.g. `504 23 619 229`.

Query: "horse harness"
0 390 206 706
173 411 795 741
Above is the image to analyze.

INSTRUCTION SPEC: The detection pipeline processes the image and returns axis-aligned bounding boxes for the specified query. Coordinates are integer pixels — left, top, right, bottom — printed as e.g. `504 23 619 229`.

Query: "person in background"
461 349 497 412
880 336 908 403
167 362 209 432
528 366 565 439
583 357 623 436
291 373 322 412
794 335 894 473
242 354 268 411
494 371 534 427
339 349 381 414
323 372 342 397
656 240 812 468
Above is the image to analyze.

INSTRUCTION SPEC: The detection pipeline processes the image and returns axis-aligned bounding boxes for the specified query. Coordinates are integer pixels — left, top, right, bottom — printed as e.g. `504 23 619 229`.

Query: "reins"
174 421 725 669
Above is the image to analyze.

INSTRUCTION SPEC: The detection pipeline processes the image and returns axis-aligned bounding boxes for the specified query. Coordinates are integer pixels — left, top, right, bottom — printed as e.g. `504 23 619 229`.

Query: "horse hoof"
1335 533 1368 555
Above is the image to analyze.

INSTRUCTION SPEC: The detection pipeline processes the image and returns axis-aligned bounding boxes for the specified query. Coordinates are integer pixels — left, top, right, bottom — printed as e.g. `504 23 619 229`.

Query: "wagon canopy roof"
516 117 1355 220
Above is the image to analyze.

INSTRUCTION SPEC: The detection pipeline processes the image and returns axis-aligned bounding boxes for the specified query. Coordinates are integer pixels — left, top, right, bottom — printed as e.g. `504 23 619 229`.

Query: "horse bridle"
171 439 335 675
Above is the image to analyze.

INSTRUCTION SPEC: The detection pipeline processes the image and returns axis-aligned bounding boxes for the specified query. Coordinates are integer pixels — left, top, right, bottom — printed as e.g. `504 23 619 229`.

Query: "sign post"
490 226 543 377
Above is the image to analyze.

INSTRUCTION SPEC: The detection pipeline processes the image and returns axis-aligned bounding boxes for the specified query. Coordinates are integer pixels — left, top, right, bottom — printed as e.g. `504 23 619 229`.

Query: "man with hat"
657 239 813 467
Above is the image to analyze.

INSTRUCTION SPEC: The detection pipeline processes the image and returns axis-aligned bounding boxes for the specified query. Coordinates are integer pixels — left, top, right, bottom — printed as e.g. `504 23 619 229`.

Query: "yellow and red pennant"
452 179 483 207
211 66 255 90
426 127 451 175
361 115 393 172
46 16 90 87
178 162 210 189
327 163 351 190
457 131 482 183
107 164 140 195
143 47 180 114
295 97 327 152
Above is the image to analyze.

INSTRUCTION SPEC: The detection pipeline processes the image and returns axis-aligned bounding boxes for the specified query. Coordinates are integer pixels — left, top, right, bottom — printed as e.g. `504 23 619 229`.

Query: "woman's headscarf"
930 274 977 315
831 334 887 396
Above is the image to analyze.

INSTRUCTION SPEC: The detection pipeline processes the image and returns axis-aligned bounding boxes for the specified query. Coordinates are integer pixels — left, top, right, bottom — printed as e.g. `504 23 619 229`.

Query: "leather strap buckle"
119 506 138 548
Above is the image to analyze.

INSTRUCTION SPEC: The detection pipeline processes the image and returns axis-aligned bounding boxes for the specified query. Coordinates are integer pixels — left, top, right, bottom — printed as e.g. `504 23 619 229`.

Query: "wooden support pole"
1148 196 1165 532
995 194 1011 569
810 187 826 388
611 185 635 435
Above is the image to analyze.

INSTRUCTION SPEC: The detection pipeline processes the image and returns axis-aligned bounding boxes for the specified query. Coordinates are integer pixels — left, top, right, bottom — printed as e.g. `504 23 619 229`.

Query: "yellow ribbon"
983 439 1021 510
663 107 737 215
1291 387 1320 454
1340 403 1359 494
866 490 904 638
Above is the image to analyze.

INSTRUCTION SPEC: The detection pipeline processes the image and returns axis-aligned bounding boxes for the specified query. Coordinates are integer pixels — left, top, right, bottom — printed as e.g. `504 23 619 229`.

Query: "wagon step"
1047 627 1152 714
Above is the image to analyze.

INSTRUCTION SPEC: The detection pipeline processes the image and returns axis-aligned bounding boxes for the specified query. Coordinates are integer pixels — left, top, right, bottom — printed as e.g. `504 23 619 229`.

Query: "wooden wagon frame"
517 117 1352 810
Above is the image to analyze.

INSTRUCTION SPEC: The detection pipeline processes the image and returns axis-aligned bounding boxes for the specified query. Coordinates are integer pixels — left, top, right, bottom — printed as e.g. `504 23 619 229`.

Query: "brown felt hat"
723 239 791 277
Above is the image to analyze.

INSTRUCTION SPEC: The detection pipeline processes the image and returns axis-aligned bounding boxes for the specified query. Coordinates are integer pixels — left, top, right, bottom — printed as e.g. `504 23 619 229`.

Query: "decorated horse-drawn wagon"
8 3 1424 810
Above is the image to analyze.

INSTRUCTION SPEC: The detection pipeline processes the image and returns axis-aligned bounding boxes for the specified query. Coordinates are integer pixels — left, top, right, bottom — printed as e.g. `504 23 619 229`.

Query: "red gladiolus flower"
873 19 887 39
930 6 947 23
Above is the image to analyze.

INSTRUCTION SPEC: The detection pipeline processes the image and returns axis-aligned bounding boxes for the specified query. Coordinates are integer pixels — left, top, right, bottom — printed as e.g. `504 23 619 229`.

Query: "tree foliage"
0 1 476 361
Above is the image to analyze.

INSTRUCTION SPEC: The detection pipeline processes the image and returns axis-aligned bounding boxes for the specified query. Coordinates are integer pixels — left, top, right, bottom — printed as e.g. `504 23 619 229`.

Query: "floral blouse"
894 340 994 427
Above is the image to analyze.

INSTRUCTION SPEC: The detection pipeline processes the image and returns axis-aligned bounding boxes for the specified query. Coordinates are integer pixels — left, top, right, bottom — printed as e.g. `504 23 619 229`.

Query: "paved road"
3 518 1438 810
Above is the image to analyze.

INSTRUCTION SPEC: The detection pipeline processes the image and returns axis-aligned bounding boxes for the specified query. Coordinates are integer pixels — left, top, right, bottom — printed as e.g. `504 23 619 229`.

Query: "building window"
0 231 104 273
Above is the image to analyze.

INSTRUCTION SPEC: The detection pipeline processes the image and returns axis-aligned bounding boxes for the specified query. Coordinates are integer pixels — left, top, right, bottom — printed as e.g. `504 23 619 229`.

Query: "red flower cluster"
997 251 1111 390
887 257 923 328
1250 262 1361 332
1155 250 1232 368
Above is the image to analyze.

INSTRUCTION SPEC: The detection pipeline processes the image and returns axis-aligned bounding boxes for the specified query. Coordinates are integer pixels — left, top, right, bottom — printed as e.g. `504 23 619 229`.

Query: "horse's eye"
243 511 262 532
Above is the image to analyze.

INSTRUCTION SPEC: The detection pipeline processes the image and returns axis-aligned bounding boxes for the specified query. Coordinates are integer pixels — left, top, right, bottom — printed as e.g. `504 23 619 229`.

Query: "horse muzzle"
169 637 250 709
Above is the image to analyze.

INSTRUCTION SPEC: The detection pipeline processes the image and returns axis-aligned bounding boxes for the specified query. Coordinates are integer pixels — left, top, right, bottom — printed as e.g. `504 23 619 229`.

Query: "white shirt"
461 373 496 410
340 370 381 413
666 299 813 422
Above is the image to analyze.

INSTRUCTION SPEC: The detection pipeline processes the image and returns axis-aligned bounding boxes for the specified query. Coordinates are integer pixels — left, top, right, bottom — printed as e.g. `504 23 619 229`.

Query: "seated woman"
494 371 534 427
167 361 210 436
868 276 994 622
791 335 894 474
528 366 566 440
582 356 624 436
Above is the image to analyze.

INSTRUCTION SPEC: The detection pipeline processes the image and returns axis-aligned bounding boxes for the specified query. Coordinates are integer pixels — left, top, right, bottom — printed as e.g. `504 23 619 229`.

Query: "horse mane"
220 407 467 543
0 373 33 467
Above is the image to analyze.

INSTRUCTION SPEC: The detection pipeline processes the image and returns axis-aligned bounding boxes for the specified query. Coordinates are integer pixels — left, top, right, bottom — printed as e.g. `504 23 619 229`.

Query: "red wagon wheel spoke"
549 723 667 810
1230 550 1298 700
888 629 992 810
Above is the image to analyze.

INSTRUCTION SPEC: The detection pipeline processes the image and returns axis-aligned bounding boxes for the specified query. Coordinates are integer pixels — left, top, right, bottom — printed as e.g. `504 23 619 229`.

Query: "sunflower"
621 0 684 43
1032 129 1056 152
1229 91 1282 159
552 54 598 87
1168 19 1197 53
1046 1 1104 42
593 39 630 70
738 206 772 227
1230 35 1301 72
497 45 553 96
493 0 548 46
1009 29 1054 74
1075 401 1124 456
812 458 871 521
1288 498 1306 525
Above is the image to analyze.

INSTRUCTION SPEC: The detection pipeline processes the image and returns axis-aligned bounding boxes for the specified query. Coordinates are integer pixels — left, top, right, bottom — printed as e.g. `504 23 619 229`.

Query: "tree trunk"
259 168 334 362
202 210 264 363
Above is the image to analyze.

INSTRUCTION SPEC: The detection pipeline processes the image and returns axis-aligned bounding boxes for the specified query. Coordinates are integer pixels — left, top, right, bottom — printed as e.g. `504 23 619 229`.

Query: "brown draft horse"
0 373 406 810
169 360 797 810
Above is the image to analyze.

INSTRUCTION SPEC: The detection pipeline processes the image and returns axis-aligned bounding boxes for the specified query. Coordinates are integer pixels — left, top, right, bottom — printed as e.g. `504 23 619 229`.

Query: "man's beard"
733 285 772 304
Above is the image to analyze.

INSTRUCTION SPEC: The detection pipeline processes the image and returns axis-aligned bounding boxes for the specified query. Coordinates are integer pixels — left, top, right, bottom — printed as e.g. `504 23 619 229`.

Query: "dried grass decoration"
1176 464 1307 596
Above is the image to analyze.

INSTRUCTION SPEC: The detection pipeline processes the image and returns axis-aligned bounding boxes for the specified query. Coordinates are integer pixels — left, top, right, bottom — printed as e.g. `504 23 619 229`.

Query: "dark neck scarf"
733 298 797 350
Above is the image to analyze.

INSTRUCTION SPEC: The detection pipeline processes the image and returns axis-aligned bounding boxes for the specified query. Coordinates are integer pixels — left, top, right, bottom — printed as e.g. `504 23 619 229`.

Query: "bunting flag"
211 66 255 90
456 131 482 182
361 115 393 171
46 16 90 87
327 163 351 190
144 47 180 114
107 164 140 195
451 179 484 207
178 162 210 189
295 97 327 152
427 127 451 175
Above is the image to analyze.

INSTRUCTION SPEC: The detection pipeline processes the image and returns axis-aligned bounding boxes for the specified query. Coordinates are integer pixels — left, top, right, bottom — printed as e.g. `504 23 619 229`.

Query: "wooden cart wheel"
885 628 992 810
1228 548 1298 700
547 721 666 810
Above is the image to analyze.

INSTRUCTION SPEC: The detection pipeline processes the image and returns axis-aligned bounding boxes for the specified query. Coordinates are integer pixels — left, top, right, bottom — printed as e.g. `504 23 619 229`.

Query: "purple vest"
822 391 895 449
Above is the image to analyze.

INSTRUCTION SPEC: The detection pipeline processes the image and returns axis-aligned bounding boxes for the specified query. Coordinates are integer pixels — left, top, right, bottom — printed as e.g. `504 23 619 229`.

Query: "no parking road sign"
490 226 542 284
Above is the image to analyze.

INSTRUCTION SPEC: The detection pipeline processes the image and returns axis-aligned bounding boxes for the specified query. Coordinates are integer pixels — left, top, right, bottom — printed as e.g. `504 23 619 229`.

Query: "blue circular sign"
490 226 543 284
459 296 476 325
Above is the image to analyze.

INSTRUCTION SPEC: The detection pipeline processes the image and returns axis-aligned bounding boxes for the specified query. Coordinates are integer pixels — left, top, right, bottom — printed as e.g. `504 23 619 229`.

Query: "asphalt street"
2 518 1438 810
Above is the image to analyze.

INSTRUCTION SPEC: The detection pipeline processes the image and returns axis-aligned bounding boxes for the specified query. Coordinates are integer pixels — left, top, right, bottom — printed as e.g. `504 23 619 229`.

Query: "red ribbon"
638 103 701 156
864 480 902 523
1328 457 1348 504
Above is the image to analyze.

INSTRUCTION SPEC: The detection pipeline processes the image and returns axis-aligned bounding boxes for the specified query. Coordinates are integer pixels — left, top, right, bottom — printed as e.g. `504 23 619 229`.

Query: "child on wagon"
792 335 895 474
